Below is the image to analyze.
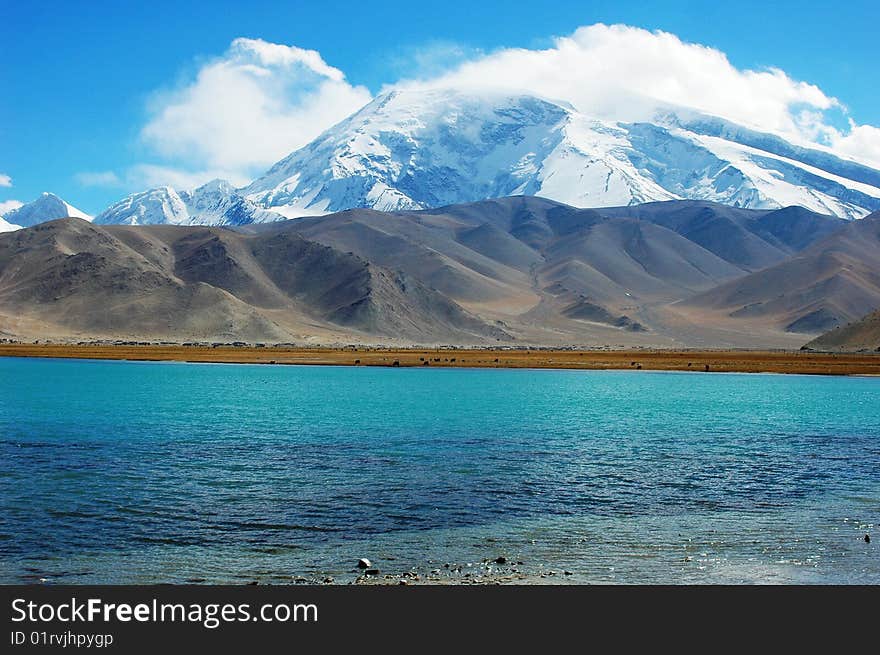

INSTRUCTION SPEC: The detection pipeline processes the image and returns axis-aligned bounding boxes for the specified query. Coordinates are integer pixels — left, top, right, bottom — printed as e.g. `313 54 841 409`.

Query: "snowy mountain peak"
94 186 188 225
243 88 578 214
243 87 880 220
1 192 92 229
94 181 284 226
193 178 237 195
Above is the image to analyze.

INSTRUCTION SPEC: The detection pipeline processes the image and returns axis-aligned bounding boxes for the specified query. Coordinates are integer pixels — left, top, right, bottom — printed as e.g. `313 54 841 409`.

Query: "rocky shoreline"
262 557 571 586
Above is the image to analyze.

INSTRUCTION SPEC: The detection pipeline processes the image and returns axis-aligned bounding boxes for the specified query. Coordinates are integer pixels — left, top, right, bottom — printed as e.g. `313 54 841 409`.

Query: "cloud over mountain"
396 24 878 168
99 24 880 199
0 174 23 224
137 38 372 185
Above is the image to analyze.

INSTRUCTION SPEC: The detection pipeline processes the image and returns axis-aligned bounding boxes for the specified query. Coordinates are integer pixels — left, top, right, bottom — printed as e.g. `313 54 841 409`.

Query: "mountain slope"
2 193 91 228
0 198 859 347
682 212 880 334
805 308 880 351
599 201 845 270
0 219 286 340
273 196 841 345
243 88 880 220
284 196 839 304
0 218 507 343
538 217 746 306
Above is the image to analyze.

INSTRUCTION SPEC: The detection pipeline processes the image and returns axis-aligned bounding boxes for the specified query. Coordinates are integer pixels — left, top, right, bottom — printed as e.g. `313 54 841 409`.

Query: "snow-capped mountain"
95 186 187 225
243 88 880 220
1 192 92 228
13 89 880 231
94 180 284 226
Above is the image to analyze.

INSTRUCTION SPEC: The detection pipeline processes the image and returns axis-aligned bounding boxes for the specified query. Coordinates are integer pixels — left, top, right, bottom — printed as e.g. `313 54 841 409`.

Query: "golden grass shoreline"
2 343 880 376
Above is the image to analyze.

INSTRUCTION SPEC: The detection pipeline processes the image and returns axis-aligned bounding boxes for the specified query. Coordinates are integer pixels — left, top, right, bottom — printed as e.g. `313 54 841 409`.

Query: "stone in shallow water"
357 558 371 569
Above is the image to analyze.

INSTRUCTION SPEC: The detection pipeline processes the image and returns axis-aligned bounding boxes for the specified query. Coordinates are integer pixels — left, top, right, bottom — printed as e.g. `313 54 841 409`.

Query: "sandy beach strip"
1 343 879 376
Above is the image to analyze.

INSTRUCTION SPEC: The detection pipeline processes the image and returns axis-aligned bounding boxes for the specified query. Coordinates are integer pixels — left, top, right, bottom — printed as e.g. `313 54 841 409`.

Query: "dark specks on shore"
2 342 880 376
266 554 541 586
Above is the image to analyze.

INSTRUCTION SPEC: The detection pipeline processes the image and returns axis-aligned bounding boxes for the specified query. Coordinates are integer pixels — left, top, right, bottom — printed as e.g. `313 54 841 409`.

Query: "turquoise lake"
1 356 878 584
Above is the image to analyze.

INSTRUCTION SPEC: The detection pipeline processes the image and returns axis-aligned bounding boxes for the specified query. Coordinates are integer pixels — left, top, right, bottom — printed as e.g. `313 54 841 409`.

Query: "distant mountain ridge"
683 211 880 334
93 180 284 226
4 197 873 348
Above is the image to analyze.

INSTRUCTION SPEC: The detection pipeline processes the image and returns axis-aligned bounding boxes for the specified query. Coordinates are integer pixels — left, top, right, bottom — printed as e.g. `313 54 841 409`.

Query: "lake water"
1 356 878 584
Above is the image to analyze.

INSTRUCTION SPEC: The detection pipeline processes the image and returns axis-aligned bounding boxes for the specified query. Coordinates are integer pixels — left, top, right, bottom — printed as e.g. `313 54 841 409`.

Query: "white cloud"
0 199 24 215
395 24 880 168
828 122 880 170
0 173 23 218
125 164 251 191
140 38 372 179
75 171 122 187
76 163 254 195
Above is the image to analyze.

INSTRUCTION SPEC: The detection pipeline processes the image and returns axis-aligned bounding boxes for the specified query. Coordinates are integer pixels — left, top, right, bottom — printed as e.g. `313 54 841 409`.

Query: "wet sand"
1 343 879 376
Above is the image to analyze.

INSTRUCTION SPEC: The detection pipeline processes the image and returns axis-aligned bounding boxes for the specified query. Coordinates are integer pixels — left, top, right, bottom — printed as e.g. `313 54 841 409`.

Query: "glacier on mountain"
94 180 284 226
242 88 880 220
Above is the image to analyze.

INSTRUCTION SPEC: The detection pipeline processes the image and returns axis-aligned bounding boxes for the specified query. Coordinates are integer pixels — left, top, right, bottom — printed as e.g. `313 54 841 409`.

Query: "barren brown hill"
0 218 507 343
0 198 857 347
805 308 880 351
599 200 845 268
682 212 880 335
276 196 843 346
0 218 286 341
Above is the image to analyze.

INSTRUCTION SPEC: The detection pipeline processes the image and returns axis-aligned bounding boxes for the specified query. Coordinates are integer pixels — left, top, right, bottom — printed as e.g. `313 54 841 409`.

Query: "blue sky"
2 0 878 215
